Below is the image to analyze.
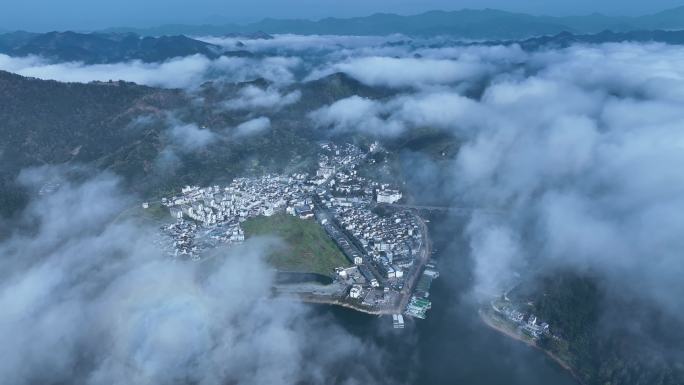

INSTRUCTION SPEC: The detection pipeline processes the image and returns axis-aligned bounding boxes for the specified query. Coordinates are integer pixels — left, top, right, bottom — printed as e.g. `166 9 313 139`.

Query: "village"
152 142 437 325
490 297 555 341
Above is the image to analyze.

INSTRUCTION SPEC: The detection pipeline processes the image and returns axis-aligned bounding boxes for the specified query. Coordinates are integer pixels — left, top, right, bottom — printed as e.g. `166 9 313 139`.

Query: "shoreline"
276 293 392 315
300 296 391 315
478 309 585 385
276 211 433 317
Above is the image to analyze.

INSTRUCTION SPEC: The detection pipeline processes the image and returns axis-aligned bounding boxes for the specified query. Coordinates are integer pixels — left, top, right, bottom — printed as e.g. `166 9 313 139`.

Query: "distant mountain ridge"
101 6 684 38
479 29 684 50
0 31 250 63
4 28 684 65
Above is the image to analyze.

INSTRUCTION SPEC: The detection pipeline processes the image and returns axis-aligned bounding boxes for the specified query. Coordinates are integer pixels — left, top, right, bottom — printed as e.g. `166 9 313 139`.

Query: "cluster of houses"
156 142 375 261
325 203 420 279
497 303 553 340
154 141 436 321
312 145 419 286
163 174 313 225
309 142 366 186
311 144 437 319
159 173 316 260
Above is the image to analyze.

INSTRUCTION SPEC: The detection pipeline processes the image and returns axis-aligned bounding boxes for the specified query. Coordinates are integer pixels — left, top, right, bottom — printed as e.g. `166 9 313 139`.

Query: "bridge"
378 203 505 215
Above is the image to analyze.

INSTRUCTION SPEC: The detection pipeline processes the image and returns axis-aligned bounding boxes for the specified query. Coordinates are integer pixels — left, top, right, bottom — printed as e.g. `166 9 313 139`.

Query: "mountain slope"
0 70 187 215
498 29 684 50
0 31 226 63
635 5 684 30
509 271 684 385
0 70 183 170
0 71 395 217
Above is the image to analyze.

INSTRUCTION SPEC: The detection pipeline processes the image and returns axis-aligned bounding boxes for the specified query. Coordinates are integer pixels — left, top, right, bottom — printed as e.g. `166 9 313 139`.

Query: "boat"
392 314 405 329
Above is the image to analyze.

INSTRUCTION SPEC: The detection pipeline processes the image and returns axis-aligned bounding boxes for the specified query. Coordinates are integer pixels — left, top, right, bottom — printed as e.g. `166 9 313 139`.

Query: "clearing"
243 213 350 276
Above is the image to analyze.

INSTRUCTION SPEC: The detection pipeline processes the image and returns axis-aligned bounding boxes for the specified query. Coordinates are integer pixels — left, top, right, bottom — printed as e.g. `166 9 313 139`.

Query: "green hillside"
509 272 684 385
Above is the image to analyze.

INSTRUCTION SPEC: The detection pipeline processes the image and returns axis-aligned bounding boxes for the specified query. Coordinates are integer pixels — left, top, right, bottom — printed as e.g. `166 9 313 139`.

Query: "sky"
1 0 683 32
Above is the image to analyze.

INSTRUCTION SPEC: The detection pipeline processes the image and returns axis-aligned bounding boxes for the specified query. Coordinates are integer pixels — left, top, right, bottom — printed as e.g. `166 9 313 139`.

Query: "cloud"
415 44 527 62
0 54 211 88
154 147 182 175
308 95 404 137
154 114 272 176
0 167 391 385
419 44 684 329
197 34 406 53
466 215 522 298
309 92 481 137
223 85 301 111
232 116 272 138
304 45 512 89
0 54 301 88
154 119 219 175
165 116 273 154
390 92 482 131
168 123 218 151
332 56 493 88
531 43 684 103
4 33 684 380
212 56 302 86
303 42 684 354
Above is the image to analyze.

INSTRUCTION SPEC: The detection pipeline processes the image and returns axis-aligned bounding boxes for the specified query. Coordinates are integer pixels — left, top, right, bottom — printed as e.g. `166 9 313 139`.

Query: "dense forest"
0 70 399 218
511 272 684 385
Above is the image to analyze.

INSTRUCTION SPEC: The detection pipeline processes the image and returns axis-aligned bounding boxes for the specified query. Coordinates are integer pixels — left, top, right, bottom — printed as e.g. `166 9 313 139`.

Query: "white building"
317 166 334 178
350 285 362 299
376 189 402 204
392 314 405 329
169 207 183 219
387 267 396 279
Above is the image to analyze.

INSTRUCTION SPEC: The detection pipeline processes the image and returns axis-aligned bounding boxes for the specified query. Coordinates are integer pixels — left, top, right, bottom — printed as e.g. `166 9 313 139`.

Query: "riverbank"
479 309 585 385
276 292 391 315
273 211 432 317
397 213 432 312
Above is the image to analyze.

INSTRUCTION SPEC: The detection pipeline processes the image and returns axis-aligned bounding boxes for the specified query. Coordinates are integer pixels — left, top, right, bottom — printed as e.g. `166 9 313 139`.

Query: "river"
308 213 578 385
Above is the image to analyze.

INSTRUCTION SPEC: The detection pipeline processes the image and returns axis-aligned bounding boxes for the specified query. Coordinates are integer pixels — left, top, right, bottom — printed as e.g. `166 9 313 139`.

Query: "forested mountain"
514 29 684 49
509 272 684 385
0 31 228 63
0 71 184 215
0 70 397 217
0 70 184 169
4 28 684 70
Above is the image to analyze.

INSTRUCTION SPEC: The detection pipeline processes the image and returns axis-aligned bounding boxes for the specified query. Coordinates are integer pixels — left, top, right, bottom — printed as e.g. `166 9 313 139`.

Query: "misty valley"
1 4 684 385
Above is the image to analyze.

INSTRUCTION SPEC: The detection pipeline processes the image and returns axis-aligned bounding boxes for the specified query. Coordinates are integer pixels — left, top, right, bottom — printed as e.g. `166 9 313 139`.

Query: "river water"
309 214 578 385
